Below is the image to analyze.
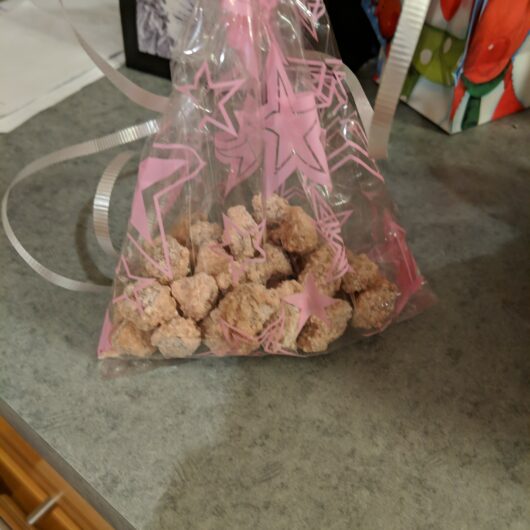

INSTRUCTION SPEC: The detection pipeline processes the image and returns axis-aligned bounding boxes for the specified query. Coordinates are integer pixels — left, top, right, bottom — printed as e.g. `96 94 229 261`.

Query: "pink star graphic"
218 318 258 356
308 187 352 233
288 56 348 113
262 47 331 197
215 98 263 197
295 0 327 41
280 184 306 203
327 241 351 281
112 257 155 311
378 211 422 314
175 62 244 137
221 213 244 247
229 260 247 285
130 157 186 242
259 305 289 355
127 145 205 281
114 255 146 284
327 114 369 147
207 242 246 286
326 113 384 183
305 184 352 281
221 215 266 263
284 273 336 334
216 306 292 356
97 309 113 357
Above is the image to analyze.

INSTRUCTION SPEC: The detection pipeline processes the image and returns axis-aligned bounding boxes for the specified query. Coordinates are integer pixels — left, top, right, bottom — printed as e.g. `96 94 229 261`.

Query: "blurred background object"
363 0 530 132
324 0 379 71
119 0 379 78
120 0 195 78
0 0 123 133
1 0 527 135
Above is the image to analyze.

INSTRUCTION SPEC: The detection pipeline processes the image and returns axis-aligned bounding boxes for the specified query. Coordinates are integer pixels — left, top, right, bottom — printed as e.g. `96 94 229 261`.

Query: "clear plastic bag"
98 0 431 361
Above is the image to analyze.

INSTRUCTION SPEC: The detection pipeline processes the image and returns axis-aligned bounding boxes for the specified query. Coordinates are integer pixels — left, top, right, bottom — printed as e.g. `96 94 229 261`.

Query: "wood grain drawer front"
0 493 31 530
0 418 113 530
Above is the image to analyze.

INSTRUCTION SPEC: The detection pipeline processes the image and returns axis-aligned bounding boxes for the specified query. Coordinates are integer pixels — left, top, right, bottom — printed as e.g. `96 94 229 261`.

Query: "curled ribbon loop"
57 0 170 113
1 120 160 292
93 151 135 258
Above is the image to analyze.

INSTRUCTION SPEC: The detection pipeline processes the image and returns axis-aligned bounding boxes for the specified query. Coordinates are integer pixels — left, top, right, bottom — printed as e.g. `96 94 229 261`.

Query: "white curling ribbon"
1 120 160 292
93 150 136 258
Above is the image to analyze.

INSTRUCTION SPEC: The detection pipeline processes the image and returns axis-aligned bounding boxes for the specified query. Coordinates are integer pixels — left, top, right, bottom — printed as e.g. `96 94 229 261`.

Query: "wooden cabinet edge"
0 418 114 530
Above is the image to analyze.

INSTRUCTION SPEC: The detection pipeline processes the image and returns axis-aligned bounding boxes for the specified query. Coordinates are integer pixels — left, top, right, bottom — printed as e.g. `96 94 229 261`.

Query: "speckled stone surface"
1 67 529 530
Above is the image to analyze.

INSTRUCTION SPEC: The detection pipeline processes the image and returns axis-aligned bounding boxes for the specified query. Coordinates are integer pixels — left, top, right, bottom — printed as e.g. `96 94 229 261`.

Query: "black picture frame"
119 0 171 79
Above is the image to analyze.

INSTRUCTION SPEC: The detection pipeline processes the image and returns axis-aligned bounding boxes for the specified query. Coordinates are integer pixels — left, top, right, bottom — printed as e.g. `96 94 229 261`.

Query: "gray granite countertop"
1 68 529 530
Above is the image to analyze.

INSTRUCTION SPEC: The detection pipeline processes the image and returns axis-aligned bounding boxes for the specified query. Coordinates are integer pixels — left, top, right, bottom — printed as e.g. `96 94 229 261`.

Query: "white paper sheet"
0 0 124 133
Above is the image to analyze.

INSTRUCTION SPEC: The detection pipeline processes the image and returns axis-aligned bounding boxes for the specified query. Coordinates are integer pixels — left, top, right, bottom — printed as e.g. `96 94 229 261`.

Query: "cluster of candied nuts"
106 193 399 358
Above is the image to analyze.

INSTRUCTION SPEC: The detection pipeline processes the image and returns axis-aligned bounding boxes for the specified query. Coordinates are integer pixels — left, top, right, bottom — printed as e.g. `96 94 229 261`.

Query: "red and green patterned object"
364 0 530 133
450 0 530 129
402 23 466 98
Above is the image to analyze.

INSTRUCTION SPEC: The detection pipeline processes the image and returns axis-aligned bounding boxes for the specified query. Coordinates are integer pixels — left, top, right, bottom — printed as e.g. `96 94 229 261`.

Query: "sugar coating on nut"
202 283 281 356
251 193 289 225
195 244 231 276
116 283 177 331
264 244 293 279
214 271 234 292
352 279 398 330
151 316 201 358
195 244 233 291
227 205 259 259
120 189 404 357
275 279 303 299
189 221 222 249
342 252 381 295
202 308 259 356
299 245 341 296
243 260 269 285
170 213 207 246
297 299 353 353
202 309 229 354
143 235 190 283
171 272 219 321
111 321 155 357
278 206 318 254
273 280 303 350
245 243 293 284
217 283 280 337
